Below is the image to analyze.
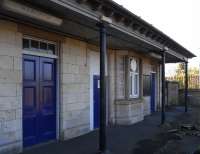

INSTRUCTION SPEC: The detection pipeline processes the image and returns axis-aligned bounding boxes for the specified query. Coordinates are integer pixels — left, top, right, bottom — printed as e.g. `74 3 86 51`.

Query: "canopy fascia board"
50 0 188 61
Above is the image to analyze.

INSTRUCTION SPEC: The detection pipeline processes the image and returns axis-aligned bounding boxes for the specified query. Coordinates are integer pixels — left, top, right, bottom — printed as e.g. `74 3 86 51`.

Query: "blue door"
93 75 100 129
23 55 56 147
150 73 156 113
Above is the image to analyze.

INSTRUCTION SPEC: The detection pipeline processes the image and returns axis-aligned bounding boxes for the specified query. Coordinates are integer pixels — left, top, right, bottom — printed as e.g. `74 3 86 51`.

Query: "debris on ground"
133 106 200 154
133 123 200 154
167 129 178 133
167 123 200 138
181 124 195 130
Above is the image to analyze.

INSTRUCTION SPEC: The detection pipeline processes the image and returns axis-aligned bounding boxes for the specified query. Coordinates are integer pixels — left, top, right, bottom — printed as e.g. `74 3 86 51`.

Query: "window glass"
130 73 133 95
23 39 29 49
135 60 139 72
129 57 139 98
143 75 151 96
134 74 139 95
40 42 47 50
31 40 39 49
48 44 55 54
23 38 56 55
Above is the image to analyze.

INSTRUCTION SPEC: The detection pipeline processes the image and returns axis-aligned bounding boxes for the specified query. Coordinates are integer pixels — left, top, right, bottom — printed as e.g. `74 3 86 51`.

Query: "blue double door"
150 73 156 113
93 75 100 129
23 55 56 147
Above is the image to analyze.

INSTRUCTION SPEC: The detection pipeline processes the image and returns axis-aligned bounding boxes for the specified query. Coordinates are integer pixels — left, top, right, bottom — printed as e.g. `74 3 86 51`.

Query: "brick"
0 56 13 70
62 63 79 74
0 110 16 122
79 65 89 74
62 93 80 104
0 119 21 133
0 131 20 145
61 109 89 121
61 124 90 140
64 102 89 112
0 43 21 57
0 20 17 32
0 70 21 83
62 73 75 84
63 84 81 94
62 63 71 73
0 141 22 154
14 32 22 47
77 56 86 66
71 64 79 74
0 30 17 45
115 100 144 125
15 109 22 119
0 84 17 97
62 54 78 65
13 57 22 71
0 97 21 111
63 118 89 129
16 84 22 96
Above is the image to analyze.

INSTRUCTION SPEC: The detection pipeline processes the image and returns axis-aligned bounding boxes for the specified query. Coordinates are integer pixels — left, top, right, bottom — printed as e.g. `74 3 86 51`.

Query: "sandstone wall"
60 38 90 140
0 20 23 154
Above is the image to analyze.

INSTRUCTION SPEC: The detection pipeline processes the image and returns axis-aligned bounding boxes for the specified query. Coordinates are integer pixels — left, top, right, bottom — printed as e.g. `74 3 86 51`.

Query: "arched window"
129 57 139 98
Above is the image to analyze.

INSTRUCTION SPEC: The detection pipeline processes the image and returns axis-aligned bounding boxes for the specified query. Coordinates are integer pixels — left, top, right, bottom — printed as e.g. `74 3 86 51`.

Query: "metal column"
184 61 188 112
161 51 166 124
98 23 109 154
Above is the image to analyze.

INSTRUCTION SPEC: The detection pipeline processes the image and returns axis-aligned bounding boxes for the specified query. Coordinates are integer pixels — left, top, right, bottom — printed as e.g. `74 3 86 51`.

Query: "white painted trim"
23 36 57 45
23 50 58 59
90 74 94 130
129 58 140 98
151 72 157 112
56 42 61 140
129 72 140 98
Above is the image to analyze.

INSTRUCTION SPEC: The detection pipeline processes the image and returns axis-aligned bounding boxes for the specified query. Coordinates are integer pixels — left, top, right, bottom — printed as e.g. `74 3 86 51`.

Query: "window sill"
115 98 143 105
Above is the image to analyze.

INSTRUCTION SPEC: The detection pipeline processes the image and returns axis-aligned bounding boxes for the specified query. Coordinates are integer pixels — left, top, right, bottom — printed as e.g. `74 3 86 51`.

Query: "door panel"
93 75 100 129
39 57 56 142
23 55 40 147
150 73 156 113
23 55 56 147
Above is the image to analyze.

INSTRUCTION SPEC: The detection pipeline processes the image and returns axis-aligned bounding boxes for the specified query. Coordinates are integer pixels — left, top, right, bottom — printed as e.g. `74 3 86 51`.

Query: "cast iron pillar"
184 61 188 112
161 50 166 124
98 23 109 154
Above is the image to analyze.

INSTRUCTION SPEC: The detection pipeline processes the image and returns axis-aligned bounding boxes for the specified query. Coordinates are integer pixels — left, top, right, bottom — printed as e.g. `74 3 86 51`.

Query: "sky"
114 0 200 76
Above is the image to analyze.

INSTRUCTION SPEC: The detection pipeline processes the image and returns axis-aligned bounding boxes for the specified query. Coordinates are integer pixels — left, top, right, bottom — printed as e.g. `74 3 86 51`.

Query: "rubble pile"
166 124 200 154
167 124 200 138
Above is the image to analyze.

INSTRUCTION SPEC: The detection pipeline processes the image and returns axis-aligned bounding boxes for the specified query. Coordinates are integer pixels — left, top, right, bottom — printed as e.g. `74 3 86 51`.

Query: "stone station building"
0 0 195 153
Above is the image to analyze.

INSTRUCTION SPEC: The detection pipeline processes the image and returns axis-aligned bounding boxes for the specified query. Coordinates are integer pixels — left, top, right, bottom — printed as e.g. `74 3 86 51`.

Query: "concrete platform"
21 106 200 154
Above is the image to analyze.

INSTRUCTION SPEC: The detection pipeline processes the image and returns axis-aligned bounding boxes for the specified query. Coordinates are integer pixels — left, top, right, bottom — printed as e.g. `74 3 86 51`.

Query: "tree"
167 63 200 89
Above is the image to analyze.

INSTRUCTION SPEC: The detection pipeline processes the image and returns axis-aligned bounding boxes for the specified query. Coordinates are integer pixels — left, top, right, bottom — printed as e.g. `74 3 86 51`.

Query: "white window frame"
22 36 58 59
129 57 139 98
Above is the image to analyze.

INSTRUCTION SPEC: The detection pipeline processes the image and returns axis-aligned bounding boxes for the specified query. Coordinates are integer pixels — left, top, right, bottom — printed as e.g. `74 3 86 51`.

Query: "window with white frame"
129 57 139 98
23 37 57 55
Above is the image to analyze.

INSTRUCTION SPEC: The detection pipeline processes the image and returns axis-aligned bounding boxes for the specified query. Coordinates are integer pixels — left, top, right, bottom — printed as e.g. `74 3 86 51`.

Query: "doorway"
93 75 100 129
23 55 56 147
150 73 156 113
